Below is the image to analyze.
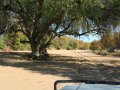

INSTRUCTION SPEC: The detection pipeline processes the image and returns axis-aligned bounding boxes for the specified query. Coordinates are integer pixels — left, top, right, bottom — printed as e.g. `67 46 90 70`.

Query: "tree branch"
32 0 45 42
35 11 64 44
41 34 57 49
20 40 29 43
59 27 104 36
16 0 25 12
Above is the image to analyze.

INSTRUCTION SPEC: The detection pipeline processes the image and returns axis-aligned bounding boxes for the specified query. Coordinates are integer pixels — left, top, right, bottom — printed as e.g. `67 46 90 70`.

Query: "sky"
79 35 100 42
69 34 100 42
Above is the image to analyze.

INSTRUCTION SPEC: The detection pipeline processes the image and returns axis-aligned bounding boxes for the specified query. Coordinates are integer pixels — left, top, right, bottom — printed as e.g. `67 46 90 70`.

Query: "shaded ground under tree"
0 51 120 82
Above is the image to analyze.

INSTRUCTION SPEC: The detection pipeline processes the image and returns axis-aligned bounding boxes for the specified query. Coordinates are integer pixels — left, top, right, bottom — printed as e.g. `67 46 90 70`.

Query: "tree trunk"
39 46 49 59
29 40 49 61
30 42 40 60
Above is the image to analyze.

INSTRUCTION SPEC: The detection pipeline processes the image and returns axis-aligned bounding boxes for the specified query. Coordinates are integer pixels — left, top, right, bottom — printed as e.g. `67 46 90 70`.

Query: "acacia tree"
1 0 120 60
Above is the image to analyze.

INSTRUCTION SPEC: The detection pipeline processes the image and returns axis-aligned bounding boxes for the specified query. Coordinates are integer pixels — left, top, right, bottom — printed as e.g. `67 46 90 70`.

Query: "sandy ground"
49 50 120 65
0 50 120 90
0 66 69 90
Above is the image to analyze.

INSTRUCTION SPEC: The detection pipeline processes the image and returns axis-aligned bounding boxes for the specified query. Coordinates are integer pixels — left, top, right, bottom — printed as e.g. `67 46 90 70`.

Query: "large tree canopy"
1 0 120 60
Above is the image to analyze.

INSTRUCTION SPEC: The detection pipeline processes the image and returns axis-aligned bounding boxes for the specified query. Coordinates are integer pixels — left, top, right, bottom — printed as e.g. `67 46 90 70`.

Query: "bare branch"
58 18 75 34
41 34 57 49
59 27 104 37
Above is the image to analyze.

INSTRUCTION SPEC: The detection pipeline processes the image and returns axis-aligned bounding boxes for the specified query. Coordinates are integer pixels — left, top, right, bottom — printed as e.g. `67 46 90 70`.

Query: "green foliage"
4 32 30 50
100 32 115 50
0 38 6 50
82 42 90 50
69 40 79 49
90 40 100 51
4 0 120 38
50 36 89 50
11 37 30 50
2 0 120 59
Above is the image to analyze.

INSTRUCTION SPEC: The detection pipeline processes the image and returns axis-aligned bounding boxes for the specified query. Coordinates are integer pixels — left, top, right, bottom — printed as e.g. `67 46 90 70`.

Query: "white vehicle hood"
61 83 120 90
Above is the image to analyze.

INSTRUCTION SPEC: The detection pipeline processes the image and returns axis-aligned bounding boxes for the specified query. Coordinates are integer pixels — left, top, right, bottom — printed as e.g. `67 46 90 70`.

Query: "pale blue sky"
79 35 100 42
69 34 100 42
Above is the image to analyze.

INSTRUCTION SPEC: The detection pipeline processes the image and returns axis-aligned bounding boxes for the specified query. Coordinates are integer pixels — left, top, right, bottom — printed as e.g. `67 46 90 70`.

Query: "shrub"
113 50 120 57
90 40 100 51
0 39 6 50
97 50 109 55
66 46 73 50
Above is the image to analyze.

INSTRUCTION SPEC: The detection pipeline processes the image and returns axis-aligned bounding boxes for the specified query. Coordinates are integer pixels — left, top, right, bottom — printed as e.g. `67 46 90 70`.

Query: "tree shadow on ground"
0 52 29 60
0 51 120 82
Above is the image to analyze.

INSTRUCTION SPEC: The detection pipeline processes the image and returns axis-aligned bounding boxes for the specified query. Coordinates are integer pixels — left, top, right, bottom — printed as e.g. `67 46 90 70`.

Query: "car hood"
61 83 120 90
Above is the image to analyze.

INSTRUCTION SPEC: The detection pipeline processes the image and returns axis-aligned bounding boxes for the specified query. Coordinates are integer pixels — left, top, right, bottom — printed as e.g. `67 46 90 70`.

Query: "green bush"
66 46 73 50
0 39 6 50
90 40 100 51
50 36 85 50
4 33 30 50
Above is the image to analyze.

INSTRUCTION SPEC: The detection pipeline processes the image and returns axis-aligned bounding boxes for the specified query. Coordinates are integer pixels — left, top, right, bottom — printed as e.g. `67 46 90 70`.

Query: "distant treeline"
0 32 120 51
0 33 90 51
49 36 90 50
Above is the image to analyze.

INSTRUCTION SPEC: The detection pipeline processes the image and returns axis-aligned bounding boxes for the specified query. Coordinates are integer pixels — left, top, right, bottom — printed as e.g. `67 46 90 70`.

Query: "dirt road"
0 50 120 90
